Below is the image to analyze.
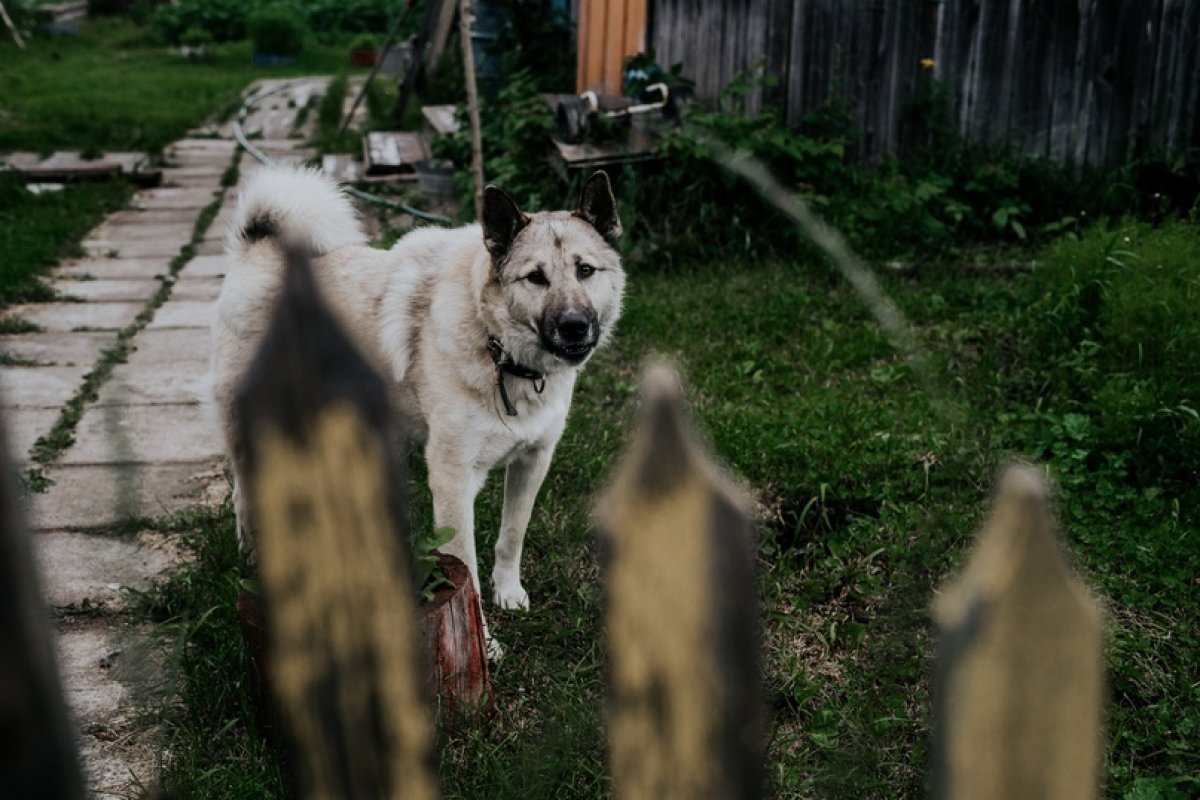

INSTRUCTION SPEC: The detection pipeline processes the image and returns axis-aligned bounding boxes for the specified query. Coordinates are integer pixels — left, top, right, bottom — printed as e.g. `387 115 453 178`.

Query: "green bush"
179 25 214 48
151 0 415 45
1026 220 1200 489
153 0 246 44
432 69 558 211
248 5 307 57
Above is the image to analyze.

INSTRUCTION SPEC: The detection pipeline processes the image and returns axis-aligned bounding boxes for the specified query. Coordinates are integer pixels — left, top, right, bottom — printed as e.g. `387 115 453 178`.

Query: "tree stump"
237 552 491 731
418 553 492 726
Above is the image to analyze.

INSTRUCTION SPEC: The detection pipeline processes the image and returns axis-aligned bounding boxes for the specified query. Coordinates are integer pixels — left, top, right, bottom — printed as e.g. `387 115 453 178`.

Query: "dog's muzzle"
545 309 599 364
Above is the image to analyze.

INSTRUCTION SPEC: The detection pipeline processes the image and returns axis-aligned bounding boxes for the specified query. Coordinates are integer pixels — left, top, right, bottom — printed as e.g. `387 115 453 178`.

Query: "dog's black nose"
556 310 593 343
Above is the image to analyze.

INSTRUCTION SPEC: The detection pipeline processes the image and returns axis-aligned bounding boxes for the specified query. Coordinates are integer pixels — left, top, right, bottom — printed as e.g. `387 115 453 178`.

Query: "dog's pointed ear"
482 185 530 266
574 171 622 245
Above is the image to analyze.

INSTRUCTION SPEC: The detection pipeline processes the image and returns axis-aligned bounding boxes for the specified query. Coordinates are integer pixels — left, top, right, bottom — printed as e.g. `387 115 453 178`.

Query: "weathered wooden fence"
2 245 1106 797
648 0 1200 165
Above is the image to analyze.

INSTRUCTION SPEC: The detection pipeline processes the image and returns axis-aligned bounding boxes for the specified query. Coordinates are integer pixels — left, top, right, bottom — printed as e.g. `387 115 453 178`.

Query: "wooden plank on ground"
932 464 1104 800
363 132 431 176
320 154 364 184
422 105 461 137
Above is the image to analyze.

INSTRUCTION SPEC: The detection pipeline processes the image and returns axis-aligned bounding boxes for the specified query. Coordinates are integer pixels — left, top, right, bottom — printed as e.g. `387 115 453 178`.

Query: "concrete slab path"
3 77 328 797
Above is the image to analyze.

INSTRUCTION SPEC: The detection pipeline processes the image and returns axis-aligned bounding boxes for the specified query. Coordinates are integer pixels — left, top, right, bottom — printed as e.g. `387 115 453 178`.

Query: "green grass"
0 175 133 304
141 220 1199 798
0 18 367 155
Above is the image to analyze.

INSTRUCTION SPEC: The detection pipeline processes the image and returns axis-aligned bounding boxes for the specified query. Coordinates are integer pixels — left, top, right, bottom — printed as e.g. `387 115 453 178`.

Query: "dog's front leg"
426 442 485 595
493 446 554 611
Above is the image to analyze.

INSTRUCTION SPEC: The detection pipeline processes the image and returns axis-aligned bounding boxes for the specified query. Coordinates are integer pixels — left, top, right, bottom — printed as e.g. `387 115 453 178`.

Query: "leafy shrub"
432 69 558 211
248 5 307 57
152 0 414 45
1025 220 1200 489
153 0 246 44
179 25 214 49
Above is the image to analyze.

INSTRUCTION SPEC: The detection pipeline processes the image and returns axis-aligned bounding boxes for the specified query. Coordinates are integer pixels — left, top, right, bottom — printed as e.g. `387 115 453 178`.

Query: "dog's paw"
486 634 505 661
493 582 530 611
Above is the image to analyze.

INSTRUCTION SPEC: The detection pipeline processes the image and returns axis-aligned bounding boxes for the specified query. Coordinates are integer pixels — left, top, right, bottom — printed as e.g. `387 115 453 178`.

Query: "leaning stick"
459 0 485 220
338 0 418 136
0 1 26 49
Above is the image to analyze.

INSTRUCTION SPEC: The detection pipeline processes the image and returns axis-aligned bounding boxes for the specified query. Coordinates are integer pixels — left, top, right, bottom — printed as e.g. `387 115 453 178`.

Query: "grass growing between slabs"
140 219 1199 798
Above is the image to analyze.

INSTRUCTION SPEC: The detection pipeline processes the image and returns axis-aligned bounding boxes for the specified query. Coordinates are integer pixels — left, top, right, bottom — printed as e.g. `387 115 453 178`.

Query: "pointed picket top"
932 463 1103 800
237 247 438 800
598 363 763 800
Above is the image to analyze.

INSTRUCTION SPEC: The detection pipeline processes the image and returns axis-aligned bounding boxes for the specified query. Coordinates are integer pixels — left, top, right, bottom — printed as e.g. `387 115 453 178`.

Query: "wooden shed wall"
648 0 1200 166
577 0 649 95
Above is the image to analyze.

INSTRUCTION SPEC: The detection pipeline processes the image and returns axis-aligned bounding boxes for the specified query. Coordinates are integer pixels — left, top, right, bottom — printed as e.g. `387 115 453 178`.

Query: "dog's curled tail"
226 164 366 258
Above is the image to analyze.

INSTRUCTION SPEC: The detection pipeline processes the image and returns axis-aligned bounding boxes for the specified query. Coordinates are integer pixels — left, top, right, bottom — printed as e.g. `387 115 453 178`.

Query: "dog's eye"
577 263 596 279
525 269 549 286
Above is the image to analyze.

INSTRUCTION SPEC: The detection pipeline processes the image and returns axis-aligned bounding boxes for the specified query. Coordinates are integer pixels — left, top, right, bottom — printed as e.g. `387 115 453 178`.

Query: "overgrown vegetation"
141 217 1199 798
0 175 133 304
151 0 421 46
0 19 364 154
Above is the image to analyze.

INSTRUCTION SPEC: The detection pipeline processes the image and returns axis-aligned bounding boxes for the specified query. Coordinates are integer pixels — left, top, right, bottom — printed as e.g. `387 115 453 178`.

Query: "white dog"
212 166 625 639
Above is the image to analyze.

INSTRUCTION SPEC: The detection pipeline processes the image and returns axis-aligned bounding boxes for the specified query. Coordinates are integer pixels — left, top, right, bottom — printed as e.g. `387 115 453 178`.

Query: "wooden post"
235 246 439 800
0 413 86 797
597 364 764 800
932 464 1104 800
459 0 486 221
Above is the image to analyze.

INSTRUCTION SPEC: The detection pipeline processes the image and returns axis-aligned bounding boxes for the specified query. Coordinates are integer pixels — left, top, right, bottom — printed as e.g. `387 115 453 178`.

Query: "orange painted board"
602 0 627 95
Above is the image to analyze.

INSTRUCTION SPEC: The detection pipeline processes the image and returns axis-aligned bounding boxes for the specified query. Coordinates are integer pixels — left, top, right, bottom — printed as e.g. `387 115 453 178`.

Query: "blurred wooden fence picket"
597 364 764 799
0 403 87 798
0 254 1105 797
234 247 439 800
932 464 1104 800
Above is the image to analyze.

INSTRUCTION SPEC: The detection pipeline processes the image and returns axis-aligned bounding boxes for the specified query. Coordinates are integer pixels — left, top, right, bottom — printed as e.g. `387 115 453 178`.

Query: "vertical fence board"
648 0 1200 165
932 465 1103 800
598 365 763 800
236 247 438 800
0 412 86 799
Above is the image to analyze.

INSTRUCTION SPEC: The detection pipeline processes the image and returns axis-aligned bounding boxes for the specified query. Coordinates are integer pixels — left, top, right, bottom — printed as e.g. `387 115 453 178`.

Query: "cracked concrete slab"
181 254 228 279
83 238 186 259
146 301 212 330
169 277 223 302
0 365 89 408
51 280 162 304
59 402 222 464
9 301 145 332
0 331 113 366
3 407 59 458
55 258 172 281
104 208 201 227
28 462 228 530
55 617 162 799
125 329 211 364
192 238 224 256
35 531 181 610
86 221 194 241
96 361 209 406
131 187 219 210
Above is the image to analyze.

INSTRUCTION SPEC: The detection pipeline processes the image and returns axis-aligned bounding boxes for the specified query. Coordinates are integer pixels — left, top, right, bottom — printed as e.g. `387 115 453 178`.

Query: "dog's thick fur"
212 165 624 623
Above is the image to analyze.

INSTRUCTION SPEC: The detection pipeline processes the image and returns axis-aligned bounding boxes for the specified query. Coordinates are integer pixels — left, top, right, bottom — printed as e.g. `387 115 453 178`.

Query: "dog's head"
481 171 625 374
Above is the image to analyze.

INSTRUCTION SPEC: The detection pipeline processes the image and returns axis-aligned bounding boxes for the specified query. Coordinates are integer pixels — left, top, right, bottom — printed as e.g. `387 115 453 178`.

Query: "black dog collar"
486 336 546 416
